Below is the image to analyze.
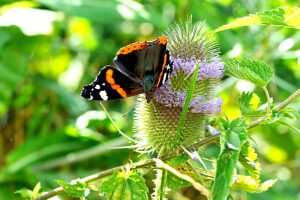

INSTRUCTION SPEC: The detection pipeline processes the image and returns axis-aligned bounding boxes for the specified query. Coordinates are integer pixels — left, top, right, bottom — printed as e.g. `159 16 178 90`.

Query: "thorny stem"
35 89 300 200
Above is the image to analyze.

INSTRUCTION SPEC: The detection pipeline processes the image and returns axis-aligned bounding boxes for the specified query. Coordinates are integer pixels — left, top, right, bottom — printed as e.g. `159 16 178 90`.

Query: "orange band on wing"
156 53 168 89
117 41 148 55
106 69 128 98
156 35 168 45
116 36 168 55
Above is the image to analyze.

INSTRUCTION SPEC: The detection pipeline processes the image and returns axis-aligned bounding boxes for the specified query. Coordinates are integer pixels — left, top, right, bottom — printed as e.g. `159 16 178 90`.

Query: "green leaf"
212 118 248 200
99 170 148 200
215 7 300 32
166 162 193 190
176 62 200 141
31 182 41 199
167 172 191 191
239 142 261 180
263 107 300 124
168 154 189 166
56 180 89 198
15 188 33 199
238 92 266 117
15 182 42 199
225 59 274 87
231 176 277 193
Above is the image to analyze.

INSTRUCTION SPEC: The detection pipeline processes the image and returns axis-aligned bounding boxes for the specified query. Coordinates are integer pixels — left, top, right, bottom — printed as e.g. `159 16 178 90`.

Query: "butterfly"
81 36 173 103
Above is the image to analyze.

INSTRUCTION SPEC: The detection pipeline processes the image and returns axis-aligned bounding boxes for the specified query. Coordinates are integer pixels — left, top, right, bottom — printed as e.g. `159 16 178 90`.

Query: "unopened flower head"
134 19 224 156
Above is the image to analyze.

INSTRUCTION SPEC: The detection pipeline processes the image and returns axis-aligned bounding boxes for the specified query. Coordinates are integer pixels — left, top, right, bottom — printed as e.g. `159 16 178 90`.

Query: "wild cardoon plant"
134 20 224 156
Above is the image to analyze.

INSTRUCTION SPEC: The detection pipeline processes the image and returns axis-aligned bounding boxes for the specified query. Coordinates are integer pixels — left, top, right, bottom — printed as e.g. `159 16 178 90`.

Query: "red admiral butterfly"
81 36 173 103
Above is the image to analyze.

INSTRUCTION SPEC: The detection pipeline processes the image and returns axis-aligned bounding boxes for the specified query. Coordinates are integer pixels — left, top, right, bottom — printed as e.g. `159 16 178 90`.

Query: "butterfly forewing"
81 65 143 101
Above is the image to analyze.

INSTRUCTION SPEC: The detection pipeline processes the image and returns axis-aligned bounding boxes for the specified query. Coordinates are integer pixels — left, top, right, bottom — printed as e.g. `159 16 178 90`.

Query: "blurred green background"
0 0 299 199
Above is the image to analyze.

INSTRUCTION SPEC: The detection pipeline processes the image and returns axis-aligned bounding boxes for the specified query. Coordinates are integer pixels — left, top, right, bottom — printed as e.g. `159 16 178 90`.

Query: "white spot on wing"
95 84 100 89
99 90 108 100
162 73 167 84
102 83 105 86
89 95 93 100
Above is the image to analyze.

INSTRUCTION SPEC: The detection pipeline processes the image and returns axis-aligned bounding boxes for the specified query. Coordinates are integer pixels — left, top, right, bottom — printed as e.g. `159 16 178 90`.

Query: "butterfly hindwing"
81 65 143 101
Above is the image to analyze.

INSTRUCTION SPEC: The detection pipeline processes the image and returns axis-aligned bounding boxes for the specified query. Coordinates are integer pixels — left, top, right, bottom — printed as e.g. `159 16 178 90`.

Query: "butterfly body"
81 36 173 103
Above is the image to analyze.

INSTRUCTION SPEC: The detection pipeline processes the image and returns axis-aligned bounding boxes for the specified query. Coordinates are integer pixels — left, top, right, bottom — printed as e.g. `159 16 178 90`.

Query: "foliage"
99 170 148 200
212 118 248 200
225 59 274 87
0 1 299 200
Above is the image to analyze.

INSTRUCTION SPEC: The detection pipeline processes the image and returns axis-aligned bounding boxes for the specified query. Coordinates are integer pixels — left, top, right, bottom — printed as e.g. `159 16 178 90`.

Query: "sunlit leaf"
31 182 42 199
99 170 148 200
215 7 300 32
239 142 261 180
238 92 266 117
225 59 274 87
231 176 277 193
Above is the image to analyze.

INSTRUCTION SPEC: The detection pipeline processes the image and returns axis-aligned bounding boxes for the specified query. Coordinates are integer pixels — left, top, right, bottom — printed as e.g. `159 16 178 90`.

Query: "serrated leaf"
225 59 273 87
99 170 148 200
239 142 261 180
263 107 300 124
56 180 89 198
238 92 266 117
212 118 248 200
231 176 277 193
215 7 300 32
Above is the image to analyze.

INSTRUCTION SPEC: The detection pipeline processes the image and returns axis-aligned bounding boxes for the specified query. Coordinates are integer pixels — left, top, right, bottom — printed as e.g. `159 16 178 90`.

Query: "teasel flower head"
133 19 224 156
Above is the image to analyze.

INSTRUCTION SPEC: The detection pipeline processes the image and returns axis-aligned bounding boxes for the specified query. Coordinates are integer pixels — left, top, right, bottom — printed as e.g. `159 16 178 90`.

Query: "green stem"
262 86 271 114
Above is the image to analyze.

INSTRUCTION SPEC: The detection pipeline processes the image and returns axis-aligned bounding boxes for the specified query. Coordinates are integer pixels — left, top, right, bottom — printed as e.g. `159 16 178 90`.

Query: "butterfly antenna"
122 105 136 118
100 102 137 143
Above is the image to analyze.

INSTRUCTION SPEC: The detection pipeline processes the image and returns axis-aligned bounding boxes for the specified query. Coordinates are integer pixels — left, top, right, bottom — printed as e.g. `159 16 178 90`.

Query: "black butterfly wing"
113 36 169 84
81 65 144 101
